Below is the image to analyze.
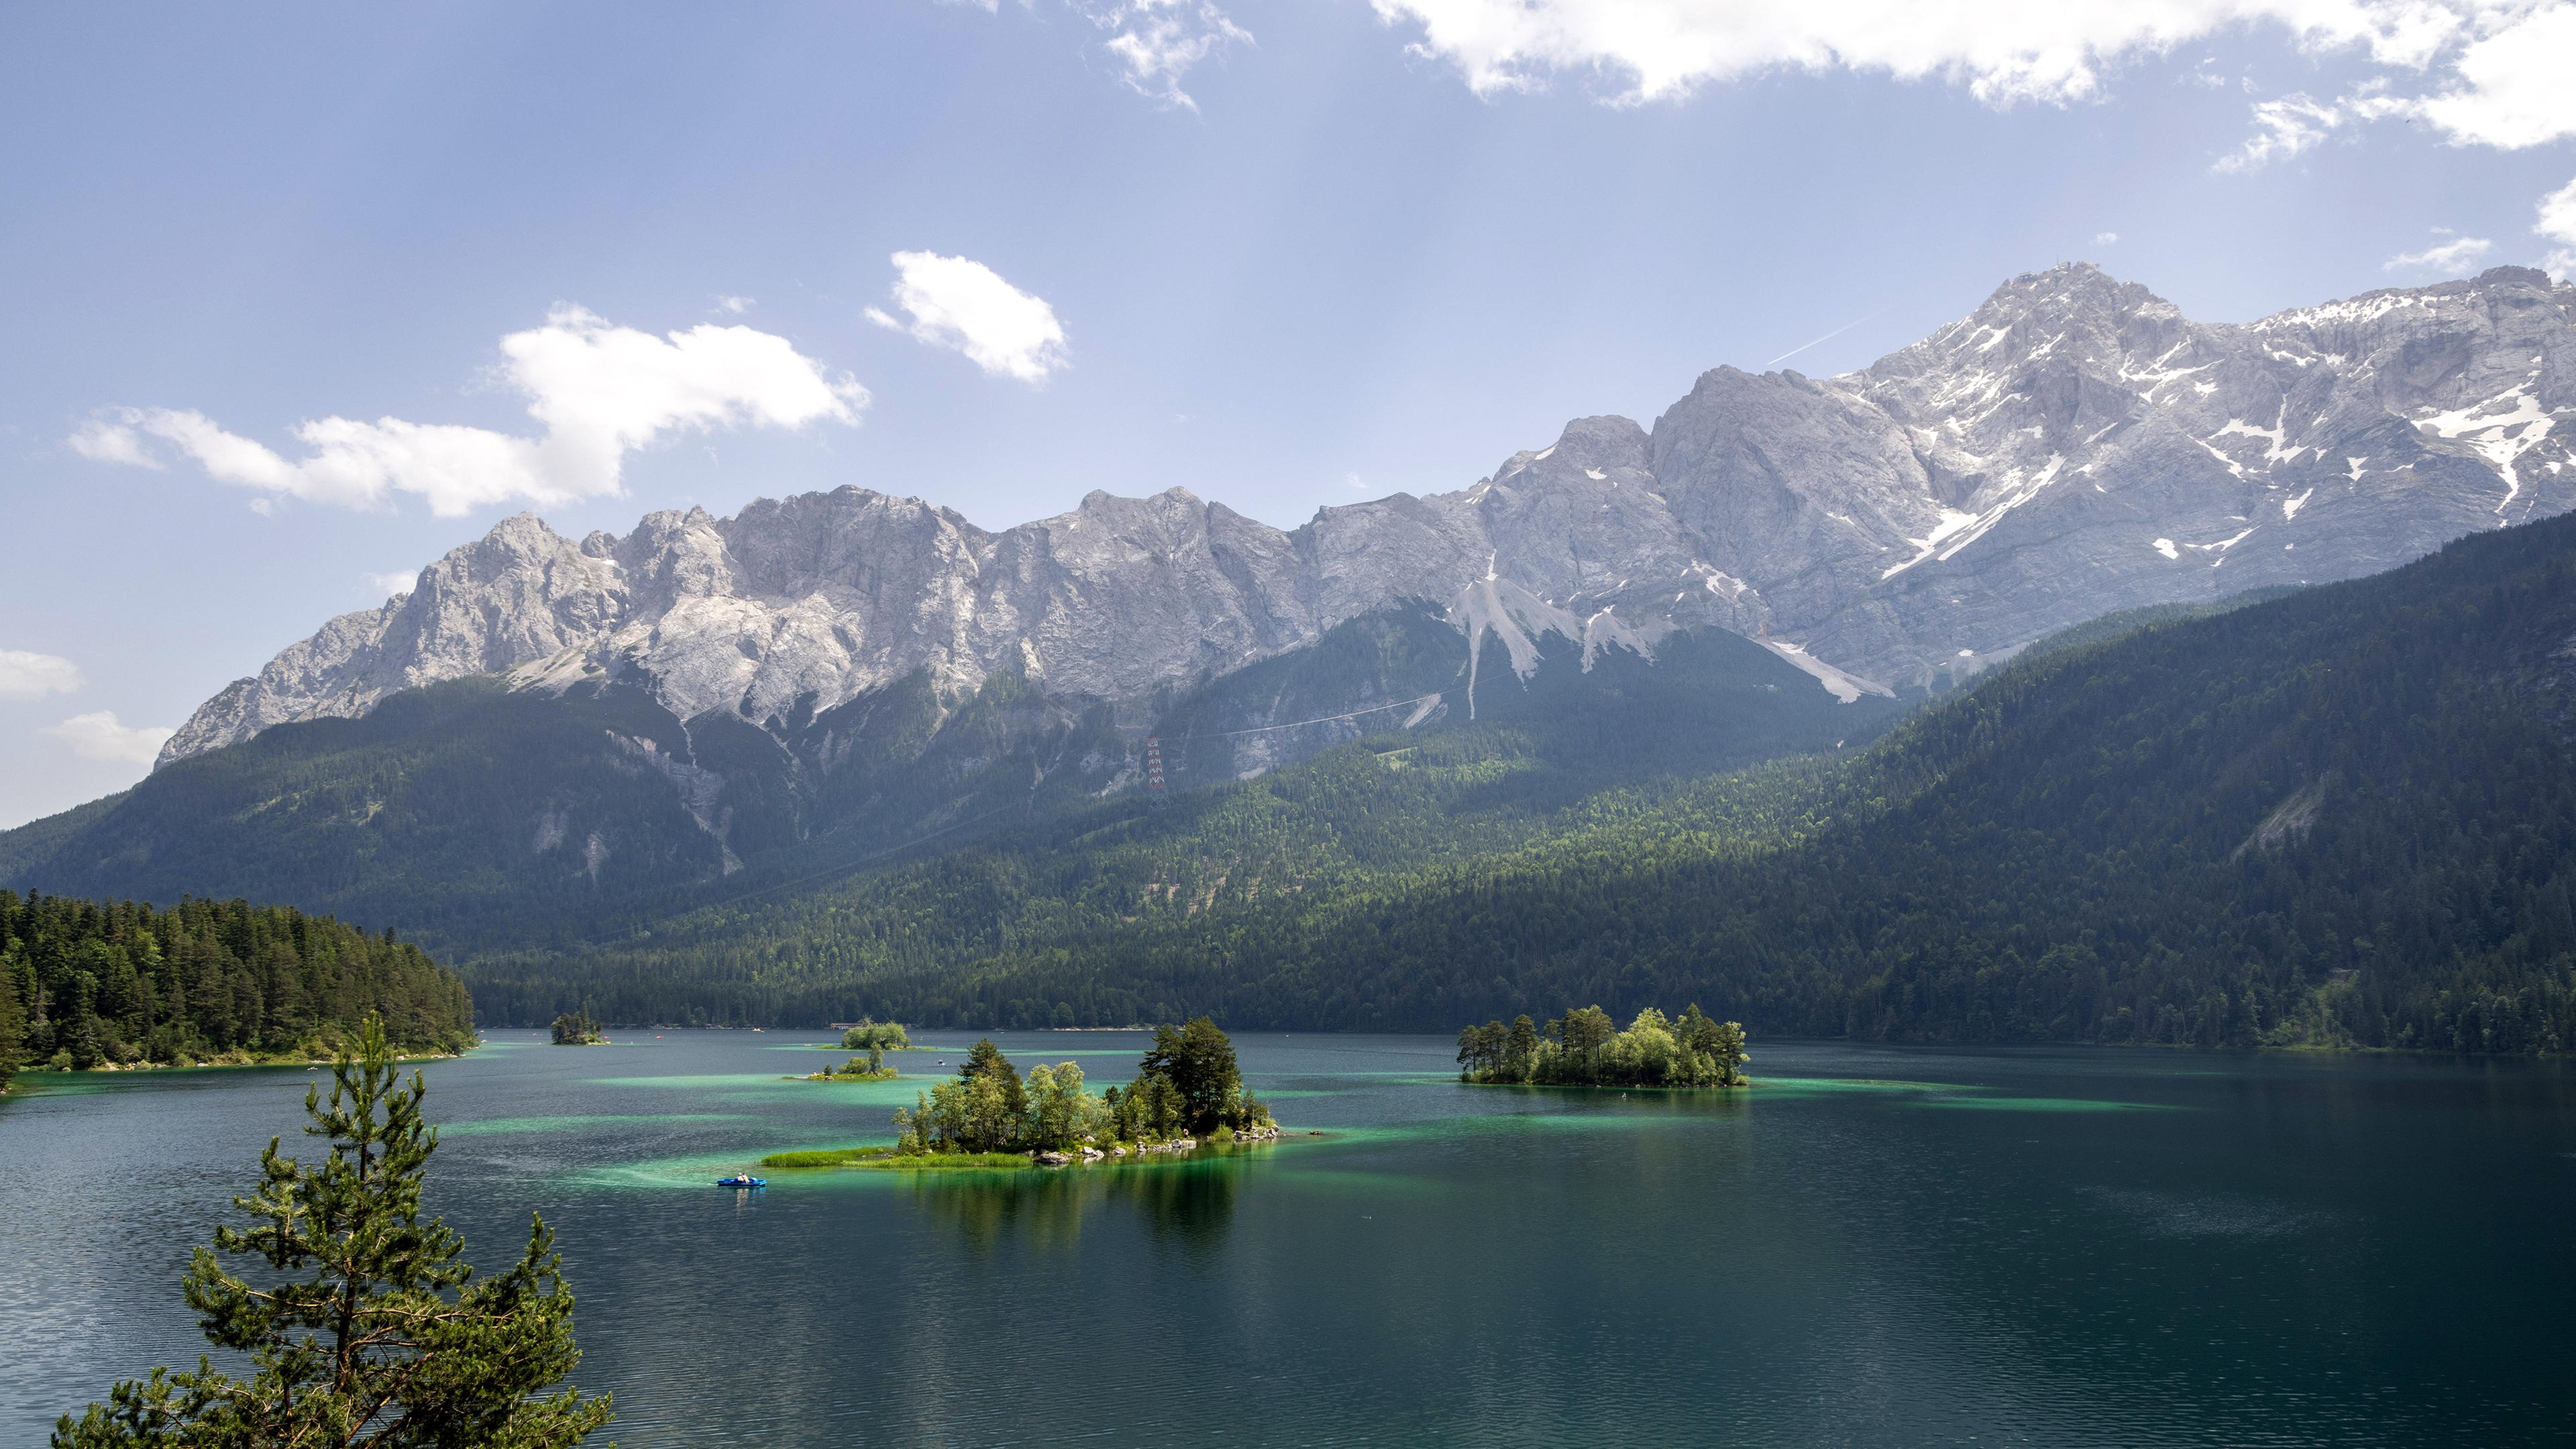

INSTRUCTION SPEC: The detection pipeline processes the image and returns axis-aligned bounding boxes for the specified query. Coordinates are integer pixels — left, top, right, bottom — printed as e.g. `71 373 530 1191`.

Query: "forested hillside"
470 514 2576 1054
0 608 1896 957
0 894 475 1088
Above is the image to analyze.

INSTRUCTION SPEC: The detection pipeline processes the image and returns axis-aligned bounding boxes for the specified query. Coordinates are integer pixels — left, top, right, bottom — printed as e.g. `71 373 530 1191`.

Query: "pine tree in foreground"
52 1015 611 1449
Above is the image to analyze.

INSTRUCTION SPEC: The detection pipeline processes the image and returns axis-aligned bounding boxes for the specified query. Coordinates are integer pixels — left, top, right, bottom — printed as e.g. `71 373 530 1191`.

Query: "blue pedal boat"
715 1173 766 1189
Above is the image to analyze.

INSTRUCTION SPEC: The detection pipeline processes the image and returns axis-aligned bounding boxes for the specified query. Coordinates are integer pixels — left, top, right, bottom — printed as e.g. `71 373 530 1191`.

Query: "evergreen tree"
0 892 471 1071
1139 1017 1244 1134
1503 1015 1540 1078
0 958 22 1093
959 1037 1028 1124
51 1016 610 1449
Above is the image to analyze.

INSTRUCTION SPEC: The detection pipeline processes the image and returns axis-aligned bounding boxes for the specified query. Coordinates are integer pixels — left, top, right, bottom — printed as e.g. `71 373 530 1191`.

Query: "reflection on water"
7 1029 2576 1448
906 1152 1248 1256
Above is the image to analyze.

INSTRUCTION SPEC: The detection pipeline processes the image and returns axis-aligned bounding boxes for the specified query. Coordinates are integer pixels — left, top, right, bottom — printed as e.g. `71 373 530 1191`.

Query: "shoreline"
1458 1077 1754 1091
761 1126 1315 1174
9 1042 478 1085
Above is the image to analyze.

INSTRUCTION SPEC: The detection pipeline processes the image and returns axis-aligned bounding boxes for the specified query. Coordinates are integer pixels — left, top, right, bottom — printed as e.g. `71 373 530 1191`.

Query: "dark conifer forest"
17 516 2576 1057
0 893 474 1087
462 513 2576 1054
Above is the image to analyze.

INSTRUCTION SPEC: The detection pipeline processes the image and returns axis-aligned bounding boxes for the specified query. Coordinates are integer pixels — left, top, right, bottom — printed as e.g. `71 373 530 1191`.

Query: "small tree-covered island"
802 1018 911 1081
549 1011 607 1045
765 1017 1281 1171
1457 1005 1750 1088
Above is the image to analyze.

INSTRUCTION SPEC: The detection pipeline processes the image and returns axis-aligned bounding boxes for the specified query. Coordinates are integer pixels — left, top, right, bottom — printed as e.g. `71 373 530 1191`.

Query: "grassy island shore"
15 1040 474 1082
788 1019 912 1081
765 1018 1280 1171
795 1062 901 1082
761 1120 1299 1173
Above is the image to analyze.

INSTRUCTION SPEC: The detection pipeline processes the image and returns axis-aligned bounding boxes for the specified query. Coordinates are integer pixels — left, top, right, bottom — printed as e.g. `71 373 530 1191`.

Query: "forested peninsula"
0 892 474 1091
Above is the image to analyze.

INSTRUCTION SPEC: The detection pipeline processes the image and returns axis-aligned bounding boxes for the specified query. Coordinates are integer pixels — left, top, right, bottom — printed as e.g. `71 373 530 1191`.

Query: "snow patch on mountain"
163 264 2576 768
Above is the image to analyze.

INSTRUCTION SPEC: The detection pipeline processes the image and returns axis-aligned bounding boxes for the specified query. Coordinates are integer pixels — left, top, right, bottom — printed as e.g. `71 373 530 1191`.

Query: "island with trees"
803 1018 910 1080
1456 1005 1749 1088
0 891 474 1091
763 1016 1281 1171
549 1010 607 1045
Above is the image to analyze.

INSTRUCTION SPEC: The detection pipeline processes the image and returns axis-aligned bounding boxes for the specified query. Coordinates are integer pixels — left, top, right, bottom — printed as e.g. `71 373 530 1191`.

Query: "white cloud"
2208 4 2576 176
869 252 1070 384
2416 3 2576 148
72 307 867 517
1365 0 2461 107
1364 0 2576 257
2094 230 2119 244
0 650 84 700
715 294 754 314
364 570 420 599
2537 174 2576 277
2383 230 2494 274
961 1 1249 109
68 419 161 468
2214 91 2347 171
42 711 173 765
1079 0 1252 109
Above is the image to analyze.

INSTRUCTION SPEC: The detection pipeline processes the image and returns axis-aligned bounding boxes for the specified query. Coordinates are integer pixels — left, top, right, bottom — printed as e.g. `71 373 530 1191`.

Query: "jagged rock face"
163 263 2576 767
1703 261 2576 679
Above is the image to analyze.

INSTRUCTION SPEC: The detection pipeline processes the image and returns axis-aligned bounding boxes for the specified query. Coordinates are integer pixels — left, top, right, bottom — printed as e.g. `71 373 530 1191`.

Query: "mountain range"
7 260 2574 992
463 508 2576 1051
160 259 2574 775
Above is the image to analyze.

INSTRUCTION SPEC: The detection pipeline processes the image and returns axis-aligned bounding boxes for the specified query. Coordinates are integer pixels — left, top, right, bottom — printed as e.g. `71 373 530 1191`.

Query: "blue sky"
5 0 2575 826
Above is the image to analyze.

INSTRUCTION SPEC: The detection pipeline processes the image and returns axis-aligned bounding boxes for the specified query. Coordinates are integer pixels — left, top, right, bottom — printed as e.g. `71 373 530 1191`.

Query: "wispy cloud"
70 307 867 517
0 650 83 700
963 0 1250 109
41 710 172 765
867 251 1070 384
1365 0 2464 107
2383 230 2493 276
1079 0 1251 109
2209 5 2576 174
1362 1 2576 248
2094 231 2119 245
364 570 421 599
2213 92 2350 172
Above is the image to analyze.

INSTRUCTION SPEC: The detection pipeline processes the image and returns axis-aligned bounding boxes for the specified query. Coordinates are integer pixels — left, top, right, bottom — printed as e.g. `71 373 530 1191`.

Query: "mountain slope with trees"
471 513 2576 1054
0 612 1901 959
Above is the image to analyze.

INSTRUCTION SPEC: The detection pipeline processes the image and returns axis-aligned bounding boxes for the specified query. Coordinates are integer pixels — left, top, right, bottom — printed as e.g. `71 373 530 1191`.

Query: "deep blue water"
4 1030 2574 1446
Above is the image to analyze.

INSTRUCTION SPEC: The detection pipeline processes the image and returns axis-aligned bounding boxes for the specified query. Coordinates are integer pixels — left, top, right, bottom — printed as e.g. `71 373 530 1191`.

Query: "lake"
3 1030 2573 1446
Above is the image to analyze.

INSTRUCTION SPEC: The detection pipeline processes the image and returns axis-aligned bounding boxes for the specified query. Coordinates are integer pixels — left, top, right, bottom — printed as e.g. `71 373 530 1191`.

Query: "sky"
4 0 2575 827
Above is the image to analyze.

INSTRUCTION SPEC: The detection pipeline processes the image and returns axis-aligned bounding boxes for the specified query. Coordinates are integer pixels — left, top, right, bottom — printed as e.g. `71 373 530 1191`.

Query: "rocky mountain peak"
160 264 2576 768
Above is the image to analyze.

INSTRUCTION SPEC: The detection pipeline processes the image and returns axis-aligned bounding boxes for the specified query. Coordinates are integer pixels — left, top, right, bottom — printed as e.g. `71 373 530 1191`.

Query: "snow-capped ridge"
162 262 2576 767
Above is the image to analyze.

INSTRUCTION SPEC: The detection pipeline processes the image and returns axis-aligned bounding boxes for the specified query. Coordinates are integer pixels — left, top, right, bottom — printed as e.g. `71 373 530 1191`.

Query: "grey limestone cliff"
163 262 2576 767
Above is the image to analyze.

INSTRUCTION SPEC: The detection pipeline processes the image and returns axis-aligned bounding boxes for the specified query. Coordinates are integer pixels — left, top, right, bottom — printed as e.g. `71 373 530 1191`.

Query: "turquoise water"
4 1030 2574 1446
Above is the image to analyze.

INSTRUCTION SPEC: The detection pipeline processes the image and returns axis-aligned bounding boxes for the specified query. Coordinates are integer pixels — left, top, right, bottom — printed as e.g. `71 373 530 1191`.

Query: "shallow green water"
4 1030 2573 1446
